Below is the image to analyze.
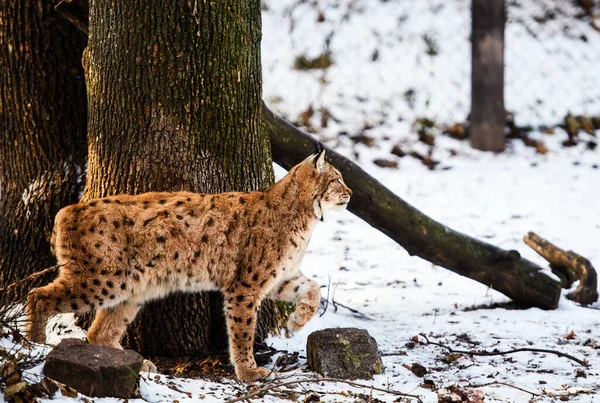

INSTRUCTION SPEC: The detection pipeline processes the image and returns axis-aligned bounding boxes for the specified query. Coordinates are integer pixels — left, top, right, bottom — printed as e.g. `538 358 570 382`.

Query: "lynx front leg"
269 274 320 332
224 293 270 382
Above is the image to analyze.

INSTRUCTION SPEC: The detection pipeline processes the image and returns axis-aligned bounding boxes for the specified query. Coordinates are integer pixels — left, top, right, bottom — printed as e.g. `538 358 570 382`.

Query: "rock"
307 328 384 380
43 338 143 398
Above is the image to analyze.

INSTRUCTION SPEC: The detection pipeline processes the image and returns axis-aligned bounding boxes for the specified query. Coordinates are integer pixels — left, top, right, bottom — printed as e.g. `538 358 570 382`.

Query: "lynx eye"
336 178 342 185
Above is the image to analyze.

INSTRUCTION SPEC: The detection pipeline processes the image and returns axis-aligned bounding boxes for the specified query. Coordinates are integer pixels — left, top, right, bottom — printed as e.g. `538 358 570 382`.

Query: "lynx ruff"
26 150 352 382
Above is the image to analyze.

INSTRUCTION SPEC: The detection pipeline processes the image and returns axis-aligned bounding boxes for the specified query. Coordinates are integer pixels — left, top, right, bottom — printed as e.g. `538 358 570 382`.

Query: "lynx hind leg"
26 286 51 344
26 275 94 344
87 301 140 349
224 292 271 382
270 274 320 332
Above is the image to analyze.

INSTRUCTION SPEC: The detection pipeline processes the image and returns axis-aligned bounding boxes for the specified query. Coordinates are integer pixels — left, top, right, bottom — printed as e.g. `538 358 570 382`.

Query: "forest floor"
3 0 600 402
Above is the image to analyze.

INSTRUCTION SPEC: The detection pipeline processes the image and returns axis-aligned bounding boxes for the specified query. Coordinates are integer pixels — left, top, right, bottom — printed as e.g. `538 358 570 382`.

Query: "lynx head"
297 149 352 221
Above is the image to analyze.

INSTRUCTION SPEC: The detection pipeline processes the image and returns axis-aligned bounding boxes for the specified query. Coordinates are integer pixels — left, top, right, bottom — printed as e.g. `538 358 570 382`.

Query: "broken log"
52 6 563 309
263 104 561 309
524 232 598 306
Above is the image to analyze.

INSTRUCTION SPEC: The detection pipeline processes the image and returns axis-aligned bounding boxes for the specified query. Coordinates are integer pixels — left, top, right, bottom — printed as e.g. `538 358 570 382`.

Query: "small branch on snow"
319 278 374 320
224 377 423 403
319 296 374 321
468 381 540 397
331 299 374 320
419 334 588 367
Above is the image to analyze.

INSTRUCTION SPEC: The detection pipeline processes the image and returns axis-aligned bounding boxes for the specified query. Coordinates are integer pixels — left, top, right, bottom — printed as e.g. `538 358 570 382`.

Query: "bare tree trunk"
471 0 505 152
264 105 562 309
0 0 87 295
83 0 283 356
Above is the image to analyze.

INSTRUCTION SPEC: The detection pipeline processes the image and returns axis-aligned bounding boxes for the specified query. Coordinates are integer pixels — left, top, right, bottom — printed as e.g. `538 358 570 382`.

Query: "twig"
0 263 68 294
225 377 423 403
319 278 373 320
381 351 407 357
419 334 588 367
331 299 374 320
469 381 540 397
319 277 331 317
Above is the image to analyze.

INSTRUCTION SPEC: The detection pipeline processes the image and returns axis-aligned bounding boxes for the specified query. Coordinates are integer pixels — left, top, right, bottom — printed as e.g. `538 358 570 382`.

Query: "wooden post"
471 0 505 152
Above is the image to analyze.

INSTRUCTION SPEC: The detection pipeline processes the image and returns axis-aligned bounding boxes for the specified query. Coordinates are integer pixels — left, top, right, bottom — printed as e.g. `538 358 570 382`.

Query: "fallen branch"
468 381 540 397
524 232 598 305
419 334 588 367
225 377 423 403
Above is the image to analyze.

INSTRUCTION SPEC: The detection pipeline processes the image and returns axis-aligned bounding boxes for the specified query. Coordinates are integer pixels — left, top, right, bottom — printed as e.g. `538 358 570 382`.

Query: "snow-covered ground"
3 0 600 402
262 0 600 128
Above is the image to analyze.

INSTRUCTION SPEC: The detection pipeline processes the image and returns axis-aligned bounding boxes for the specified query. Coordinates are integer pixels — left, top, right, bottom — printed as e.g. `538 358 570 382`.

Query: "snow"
2 0 600 402
262 0 600 128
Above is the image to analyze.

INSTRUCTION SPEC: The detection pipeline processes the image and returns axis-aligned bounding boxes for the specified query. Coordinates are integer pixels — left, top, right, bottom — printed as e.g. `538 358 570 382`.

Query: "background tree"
0 0 87 294
82 0 283 356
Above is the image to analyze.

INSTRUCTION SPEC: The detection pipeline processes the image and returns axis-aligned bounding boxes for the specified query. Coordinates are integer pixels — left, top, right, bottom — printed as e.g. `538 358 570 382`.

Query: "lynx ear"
313 149 327 172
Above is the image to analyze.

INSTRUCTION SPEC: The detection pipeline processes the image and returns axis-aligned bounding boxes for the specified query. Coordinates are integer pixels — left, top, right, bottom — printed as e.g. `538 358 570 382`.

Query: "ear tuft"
314 149 327 172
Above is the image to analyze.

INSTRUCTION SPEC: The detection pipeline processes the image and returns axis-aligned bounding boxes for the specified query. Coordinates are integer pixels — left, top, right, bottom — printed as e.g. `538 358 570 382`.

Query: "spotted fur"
26 150 351 382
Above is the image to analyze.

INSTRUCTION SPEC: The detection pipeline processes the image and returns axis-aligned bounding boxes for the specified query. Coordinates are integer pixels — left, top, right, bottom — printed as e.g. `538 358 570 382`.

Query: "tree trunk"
471 0 505 152
264 104 562 309
83 0 282 357
0 0 87 296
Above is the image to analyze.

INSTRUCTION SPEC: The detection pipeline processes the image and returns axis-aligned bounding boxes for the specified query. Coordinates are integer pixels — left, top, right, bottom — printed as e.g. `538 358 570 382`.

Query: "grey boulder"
307 328 384 380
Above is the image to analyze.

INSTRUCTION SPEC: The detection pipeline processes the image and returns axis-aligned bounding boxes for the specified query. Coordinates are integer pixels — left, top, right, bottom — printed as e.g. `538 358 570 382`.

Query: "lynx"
26 150 352 382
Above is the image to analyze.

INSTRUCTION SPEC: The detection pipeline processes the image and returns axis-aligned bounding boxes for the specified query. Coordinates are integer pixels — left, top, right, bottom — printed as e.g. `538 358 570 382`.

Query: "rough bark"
471 0 505 152
264 104 562 309
83 0 282 357
0 0 87 296
524 232 598 306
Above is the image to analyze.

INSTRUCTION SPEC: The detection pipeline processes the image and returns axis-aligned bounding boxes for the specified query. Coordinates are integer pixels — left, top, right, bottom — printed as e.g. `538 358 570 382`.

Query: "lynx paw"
238 366 275 383
140 359 157 373
287 302 316 332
